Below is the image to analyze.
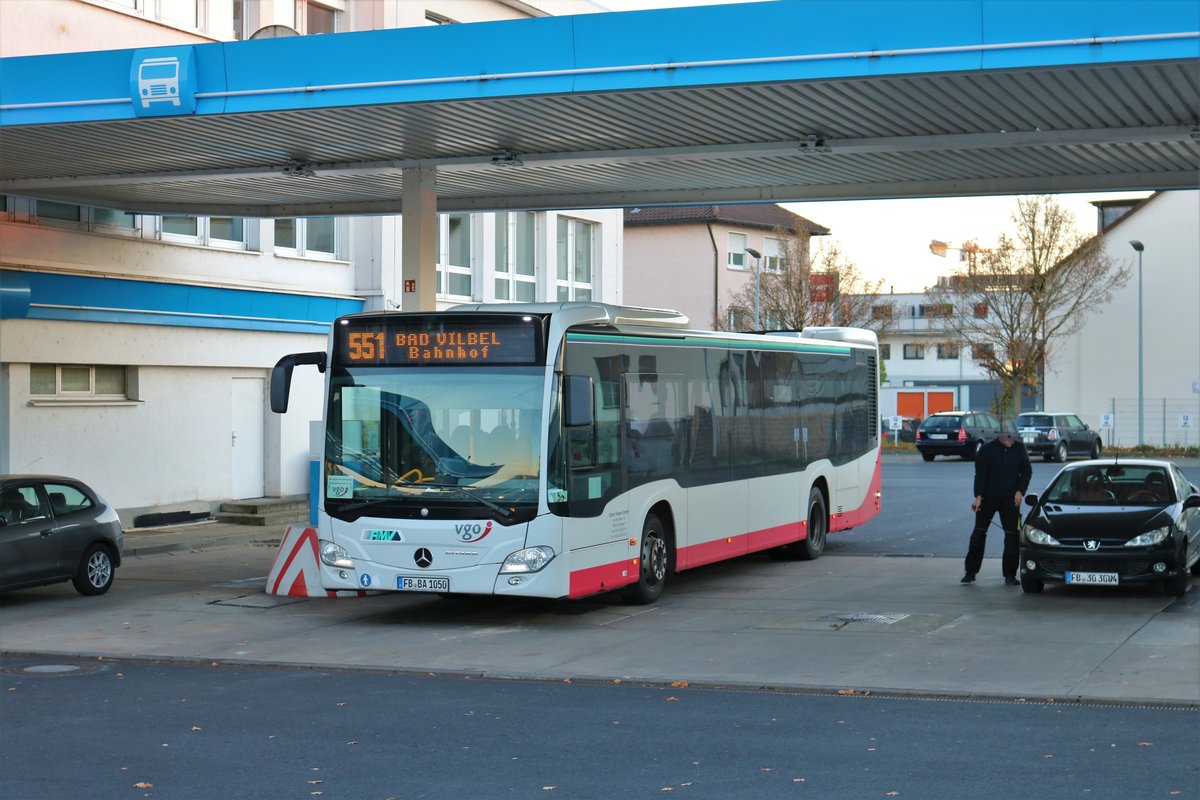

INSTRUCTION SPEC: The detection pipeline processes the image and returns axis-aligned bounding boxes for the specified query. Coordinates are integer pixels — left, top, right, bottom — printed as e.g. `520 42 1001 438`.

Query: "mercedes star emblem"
414 548 433 568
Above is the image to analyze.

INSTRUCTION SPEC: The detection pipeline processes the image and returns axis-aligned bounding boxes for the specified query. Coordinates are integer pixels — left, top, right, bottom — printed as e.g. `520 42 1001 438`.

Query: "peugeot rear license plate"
398 576 450 591
1066 571 1118 585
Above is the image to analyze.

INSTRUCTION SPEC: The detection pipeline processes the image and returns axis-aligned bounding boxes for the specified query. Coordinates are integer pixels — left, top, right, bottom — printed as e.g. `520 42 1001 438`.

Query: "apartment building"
0 0 615 524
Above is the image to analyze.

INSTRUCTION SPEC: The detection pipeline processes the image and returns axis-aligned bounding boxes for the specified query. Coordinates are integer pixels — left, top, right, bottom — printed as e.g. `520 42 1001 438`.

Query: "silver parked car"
0 475 124 595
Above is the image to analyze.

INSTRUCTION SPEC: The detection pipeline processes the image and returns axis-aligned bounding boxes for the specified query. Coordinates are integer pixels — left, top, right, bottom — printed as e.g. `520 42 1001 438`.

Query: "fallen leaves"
134 783 154 789
670 680 689 688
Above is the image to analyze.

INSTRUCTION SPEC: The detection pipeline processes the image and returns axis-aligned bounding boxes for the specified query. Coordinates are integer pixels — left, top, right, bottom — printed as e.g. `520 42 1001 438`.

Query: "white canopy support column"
401 167 438 312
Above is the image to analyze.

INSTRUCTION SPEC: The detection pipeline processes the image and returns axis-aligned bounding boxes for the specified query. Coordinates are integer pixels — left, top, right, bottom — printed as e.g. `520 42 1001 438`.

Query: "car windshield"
1019 415 1053 427
922 416 962 429
1044 465 1174 506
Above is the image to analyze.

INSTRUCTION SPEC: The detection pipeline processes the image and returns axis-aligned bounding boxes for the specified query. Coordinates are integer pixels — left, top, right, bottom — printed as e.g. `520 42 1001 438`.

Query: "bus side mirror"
270 351 326 413
562 375 594 428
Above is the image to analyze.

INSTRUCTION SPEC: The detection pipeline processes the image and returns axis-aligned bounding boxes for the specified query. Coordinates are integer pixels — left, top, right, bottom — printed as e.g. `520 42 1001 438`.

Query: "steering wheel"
1126 490 1160 503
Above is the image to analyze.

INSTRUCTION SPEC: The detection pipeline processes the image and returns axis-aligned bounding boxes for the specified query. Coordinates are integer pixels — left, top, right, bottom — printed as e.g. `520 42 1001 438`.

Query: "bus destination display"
337 317 541 366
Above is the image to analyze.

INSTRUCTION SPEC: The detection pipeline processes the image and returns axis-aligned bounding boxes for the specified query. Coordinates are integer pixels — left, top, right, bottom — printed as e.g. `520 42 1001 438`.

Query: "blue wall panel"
0 270 362 333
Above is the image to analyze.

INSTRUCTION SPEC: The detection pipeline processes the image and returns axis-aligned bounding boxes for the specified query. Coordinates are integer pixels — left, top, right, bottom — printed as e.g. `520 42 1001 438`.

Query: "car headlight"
320 540 354 568
1023 525 1061 546
1124 527 1170 547
499 545 555 574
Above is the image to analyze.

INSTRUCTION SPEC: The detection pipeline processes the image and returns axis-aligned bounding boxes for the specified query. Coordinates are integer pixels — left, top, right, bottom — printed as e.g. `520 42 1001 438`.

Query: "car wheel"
1090 439 1102 459
72 543 115 596
1054 442 1068 462
921 452 935 462
1164 570 1188 598
624 513 669 605
1020 573 1044 593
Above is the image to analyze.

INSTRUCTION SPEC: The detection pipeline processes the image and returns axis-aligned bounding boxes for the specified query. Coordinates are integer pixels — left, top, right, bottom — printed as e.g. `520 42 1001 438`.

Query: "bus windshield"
324 366 545 520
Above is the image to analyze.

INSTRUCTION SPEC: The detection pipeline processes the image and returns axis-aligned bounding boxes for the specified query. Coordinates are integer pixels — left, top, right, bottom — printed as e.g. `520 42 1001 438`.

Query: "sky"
585 0 1153 293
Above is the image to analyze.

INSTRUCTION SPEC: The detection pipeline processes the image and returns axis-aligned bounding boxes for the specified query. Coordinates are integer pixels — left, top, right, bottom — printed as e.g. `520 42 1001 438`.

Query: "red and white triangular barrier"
266 525 367 597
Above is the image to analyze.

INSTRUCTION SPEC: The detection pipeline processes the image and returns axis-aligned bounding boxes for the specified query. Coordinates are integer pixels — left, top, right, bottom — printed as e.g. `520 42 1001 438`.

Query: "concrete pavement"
2 519 1197 706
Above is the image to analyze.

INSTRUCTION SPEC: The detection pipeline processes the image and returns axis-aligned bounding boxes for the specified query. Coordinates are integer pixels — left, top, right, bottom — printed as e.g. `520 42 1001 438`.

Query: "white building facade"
1045 190 1200 448
874 293 997 420
0 0 617 524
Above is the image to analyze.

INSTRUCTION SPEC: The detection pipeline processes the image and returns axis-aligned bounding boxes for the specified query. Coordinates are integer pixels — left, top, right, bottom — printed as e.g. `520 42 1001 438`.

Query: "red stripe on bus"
830 451 883 532
568 558 639 598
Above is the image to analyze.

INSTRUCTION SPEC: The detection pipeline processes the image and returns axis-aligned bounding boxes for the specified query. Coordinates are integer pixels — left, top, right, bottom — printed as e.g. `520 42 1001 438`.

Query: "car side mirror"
1024 493 1039 507
1184 495 1200 510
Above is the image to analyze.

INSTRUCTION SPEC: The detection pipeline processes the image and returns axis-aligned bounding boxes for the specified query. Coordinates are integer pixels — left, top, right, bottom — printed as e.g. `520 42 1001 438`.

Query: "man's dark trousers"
965 495 1020 578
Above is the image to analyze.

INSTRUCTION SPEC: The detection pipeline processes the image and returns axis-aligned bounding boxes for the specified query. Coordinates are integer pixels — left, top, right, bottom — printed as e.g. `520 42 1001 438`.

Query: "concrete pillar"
401 167 438 312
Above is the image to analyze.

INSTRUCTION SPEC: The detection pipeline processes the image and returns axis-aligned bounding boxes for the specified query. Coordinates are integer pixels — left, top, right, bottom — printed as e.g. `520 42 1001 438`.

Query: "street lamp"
1130 240 1144 446
745 247 762 329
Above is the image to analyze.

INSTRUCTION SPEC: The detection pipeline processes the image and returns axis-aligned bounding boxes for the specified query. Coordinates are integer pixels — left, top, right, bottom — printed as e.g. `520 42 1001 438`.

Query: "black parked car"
914 411 1010 461
0 475 124 595
1019 459 1200 597
1016 412 1103 462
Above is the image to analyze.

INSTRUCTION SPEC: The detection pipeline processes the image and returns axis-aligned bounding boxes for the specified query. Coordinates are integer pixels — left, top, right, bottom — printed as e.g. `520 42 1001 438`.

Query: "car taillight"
957 429 968 441
916 430 924 440
1048 428 1059 440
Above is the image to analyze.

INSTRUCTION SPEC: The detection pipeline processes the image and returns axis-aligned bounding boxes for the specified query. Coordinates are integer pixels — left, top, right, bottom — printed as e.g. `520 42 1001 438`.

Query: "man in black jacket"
962 430 1032 585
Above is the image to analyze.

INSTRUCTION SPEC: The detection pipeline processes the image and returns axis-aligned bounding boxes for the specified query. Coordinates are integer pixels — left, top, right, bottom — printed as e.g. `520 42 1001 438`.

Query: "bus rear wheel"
625 513 669 605
798 487 828 561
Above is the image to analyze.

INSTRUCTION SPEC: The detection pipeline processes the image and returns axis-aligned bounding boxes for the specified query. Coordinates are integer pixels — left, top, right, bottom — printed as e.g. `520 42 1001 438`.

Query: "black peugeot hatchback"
1019 459 1200 596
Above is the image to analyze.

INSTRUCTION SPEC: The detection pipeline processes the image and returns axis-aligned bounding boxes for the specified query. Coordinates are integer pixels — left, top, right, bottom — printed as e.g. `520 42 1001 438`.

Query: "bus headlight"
320 540 354 568
1023 526 1061 546
499 546 555 574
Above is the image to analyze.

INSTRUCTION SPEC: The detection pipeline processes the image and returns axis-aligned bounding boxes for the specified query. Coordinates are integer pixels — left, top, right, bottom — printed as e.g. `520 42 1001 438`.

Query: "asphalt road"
2 655 1196 800
828 453 1200 557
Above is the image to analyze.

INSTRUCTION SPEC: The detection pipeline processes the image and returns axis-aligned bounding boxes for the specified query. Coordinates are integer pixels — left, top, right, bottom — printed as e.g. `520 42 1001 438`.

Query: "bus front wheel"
625 513 669 605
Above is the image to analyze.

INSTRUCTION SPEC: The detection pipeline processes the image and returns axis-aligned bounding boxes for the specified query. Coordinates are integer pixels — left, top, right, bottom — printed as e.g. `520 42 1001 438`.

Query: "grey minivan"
0 475 124 595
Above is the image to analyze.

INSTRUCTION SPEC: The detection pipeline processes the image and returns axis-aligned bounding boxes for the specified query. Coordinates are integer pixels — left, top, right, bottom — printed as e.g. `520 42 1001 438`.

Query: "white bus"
271 303 881 603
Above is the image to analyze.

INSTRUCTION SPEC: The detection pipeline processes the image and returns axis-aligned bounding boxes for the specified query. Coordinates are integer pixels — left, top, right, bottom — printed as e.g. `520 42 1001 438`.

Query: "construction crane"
929 239 984 272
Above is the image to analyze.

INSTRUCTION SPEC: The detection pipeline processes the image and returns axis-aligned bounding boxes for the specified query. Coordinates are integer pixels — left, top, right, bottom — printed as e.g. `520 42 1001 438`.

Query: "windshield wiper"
332 497 405 522
449 485 513 519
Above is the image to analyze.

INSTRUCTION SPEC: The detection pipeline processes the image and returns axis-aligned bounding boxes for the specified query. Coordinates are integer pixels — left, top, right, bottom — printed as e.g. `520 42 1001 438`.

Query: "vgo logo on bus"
455 521 492 543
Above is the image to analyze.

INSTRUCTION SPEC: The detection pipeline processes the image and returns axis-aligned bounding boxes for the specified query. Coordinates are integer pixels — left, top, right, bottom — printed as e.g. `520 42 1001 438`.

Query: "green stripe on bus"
566 332 852 355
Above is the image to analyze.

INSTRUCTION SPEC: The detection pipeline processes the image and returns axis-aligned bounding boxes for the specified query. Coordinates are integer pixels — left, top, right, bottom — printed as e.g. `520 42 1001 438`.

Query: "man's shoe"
1004 577 1020 586
960 574 975 584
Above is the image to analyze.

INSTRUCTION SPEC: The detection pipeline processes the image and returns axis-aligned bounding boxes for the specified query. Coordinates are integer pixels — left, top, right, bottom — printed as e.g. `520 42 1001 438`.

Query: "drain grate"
813 612 910 625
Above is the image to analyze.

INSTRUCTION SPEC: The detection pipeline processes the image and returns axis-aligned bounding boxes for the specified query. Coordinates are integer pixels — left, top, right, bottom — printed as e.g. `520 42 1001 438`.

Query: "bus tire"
624 513 669 605
798 487 827 561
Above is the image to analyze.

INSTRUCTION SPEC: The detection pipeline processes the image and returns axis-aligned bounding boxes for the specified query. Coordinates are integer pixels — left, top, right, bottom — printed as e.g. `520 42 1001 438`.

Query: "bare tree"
927 195 1130 419
716 227 897 340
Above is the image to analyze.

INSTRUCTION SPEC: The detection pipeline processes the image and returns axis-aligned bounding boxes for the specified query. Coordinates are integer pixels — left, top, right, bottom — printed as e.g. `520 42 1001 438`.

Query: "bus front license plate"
398 576 450 592
1066 571 1118 585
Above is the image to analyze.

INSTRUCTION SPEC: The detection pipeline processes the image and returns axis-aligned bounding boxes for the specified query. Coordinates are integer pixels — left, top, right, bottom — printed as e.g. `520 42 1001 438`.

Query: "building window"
871 304 894 320
971 343 994 361
937 343 960 359
31 364 129 400
306 1 338 34
163 215 249 250
495 211 537 302
727 232 747 269
434 213 474 299
275 217 336 259
556 217 596 302
35 200 82 223
763 236 782 273
918 303 953 318
903 344 925 360
727 308 751 330
880 343 891 360
232 0 246 39
974 302 989 318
